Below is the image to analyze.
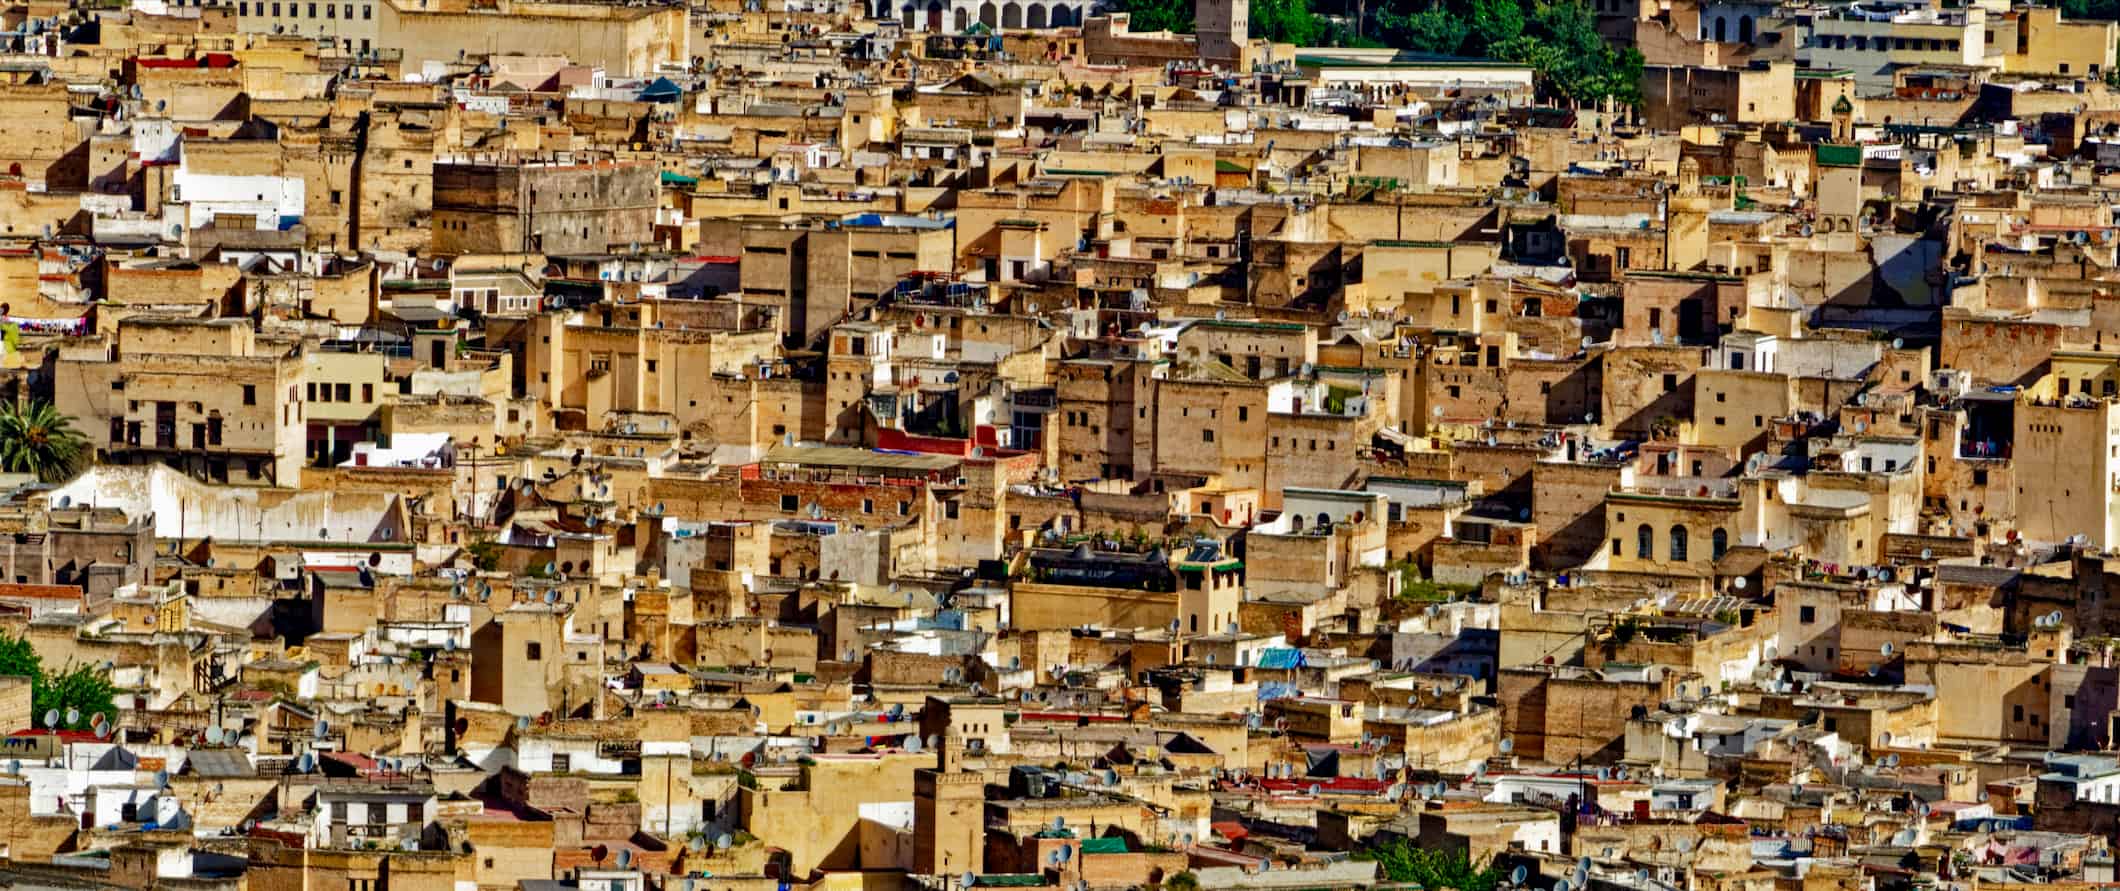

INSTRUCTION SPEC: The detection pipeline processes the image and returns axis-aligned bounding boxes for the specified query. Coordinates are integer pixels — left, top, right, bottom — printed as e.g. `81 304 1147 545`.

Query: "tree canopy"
1355 840 1504 891
0 634 118 729
1250 0 1320 44
0 401 87 483
1361 0 1645 105
1110 0 1193 32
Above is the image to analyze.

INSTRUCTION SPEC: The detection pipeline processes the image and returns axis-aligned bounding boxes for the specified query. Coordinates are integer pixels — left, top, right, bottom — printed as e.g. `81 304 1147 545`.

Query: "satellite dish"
907 736 923 753
205 726 224 745
64 708 78 727
715 833 733 849
1880 642 1894 657
93 725 109 740
1733 577 1747 590
616 850 633 869
962 873 977 889
1499 738 1513 753
41 709 57 730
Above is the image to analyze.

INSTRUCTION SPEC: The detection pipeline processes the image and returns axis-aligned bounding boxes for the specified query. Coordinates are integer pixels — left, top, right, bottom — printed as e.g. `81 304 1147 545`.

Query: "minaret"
1196 0 1249 67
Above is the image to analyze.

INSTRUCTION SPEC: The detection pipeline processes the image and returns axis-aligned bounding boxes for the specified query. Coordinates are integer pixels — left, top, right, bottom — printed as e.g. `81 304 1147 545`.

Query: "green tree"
1466 0 1526 53
1250 0 1319 44
0 401 86 482
1111 0 1192 31
1355 840 1503 891
1163 873 1202 891
1375 4 1470 54
38 662 116 725
465 539 504 572
0 634 116 728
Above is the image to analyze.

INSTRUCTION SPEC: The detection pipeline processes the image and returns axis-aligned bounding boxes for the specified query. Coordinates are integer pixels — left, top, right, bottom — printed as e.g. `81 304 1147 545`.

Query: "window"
780 495 798 511
335 383 351 402
1711 528 1728 560
1637 523 1653 559
1202 429 1215 443
526 642 542 660
361 384 373 402
1799 605 1817 624
1669 525 1688 561
242 384 257 405
552 754 571 772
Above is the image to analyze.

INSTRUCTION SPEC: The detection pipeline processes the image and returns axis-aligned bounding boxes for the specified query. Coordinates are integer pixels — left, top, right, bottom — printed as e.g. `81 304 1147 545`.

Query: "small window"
526 642 542 660
780 495 798 511
243 384 257 405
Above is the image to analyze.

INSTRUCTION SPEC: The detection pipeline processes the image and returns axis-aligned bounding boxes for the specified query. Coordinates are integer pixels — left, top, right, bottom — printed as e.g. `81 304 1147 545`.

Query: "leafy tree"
1355 840 1503 891
2063 0 2120 20
1466 0 1526 53
1362 0 1640 106
465 539 504 572
0 634 35 681
1375 5 1470 54
1112 0 1193 32
38 662 116 725
1250 0 1320 45
0 635 117 728
0 401 86 482
1163 873 1203 891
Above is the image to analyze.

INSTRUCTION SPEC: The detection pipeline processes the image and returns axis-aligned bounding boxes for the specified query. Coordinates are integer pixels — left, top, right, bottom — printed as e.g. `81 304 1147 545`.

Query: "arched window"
1738 15 1754 42
1713 16 1727 41
1317 512 1331 530
1670 525 1689 561
1637 524 1654 559
1712 528 1729 560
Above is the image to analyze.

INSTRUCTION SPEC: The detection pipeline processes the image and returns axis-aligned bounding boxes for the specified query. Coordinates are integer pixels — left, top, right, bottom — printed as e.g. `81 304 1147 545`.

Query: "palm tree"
0 401 87 482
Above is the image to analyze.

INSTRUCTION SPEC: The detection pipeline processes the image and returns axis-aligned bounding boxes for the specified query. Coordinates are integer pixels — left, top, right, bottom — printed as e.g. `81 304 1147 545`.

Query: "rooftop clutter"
0 0 2115 887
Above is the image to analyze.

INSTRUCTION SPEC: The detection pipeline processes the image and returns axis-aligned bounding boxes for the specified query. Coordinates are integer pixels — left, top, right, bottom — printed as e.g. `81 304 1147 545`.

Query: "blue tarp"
1256 648 1307 670
637 76 684 102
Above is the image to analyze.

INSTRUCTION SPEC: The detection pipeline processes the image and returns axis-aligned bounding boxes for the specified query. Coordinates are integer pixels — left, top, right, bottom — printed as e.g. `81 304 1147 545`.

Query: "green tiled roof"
971 876 1047 887
1815 143 1861 168
1080 837 1130 854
